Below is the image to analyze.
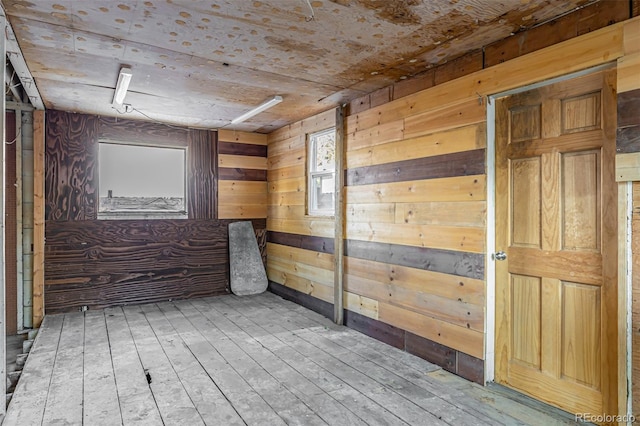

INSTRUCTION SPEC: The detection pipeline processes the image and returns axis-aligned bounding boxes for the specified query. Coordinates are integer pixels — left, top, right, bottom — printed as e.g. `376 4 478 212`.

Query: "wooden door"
495 68 617 417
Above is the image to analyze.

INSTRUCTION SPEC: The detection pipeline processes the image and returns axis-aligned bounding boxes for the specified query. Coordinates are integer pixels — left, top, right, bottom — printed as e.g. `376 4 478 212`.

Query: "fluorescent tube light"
112 67 132 105
231 95 283 124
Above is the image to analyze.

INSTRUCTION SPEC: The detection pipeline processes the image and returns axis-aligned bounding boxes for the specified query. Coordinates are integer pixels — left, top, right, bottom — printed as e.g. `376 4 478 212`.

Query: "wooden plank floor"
4 292 581 425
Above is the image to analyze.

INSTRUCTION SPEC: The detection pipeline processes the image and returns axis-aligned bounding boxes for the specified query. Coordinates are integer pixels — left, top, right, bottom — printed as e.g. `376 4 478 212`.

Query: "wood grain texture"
344 239 484 280
616 52 640 93
268 281 334 320
98 116 188 147
617 88 640 128
218 129 267 145
33 109 46 327
616 125 640 153
218 141 267 157
44 219 266 313
218 168 267 181
434 50 483 86
45 110 99 221
345 175 486 204
267 231 334 254
188 129 217 220
346 124 484 169
346 149 485 186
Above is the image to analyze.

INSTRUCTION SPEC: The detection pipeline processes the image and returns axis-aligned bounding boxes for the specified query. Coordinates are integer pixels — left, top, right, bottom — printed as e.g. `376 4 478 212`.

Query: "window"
307 128 336 216
98 142 187 219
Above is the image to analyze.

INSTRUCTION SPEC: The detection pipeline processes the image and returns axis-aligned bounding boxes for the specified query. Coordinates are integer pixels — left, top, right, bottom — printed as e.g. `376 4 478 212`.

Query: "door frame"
484 63 631 417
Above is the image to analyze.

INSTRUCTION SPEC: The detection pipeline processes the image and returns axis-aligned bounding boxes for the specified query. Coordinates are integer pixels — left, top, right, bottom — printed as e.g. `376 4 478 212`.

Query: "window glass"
308 128 335 216
98 142 187 219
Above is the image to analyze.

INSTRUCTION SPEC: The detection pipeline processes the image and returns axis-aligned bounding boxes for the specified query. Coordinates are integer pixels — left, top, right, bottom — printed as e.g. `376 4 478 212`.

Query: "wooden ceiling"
3 0 592 132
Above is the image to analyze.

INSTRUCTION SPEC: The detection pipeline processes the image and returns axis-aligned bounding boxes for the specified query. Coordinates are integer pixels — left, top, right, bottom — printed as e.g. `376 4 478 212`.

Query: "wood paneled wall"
217 129 268 220
266 109 337 305
267 15 640 388
343 94 487 381
44 110 267 313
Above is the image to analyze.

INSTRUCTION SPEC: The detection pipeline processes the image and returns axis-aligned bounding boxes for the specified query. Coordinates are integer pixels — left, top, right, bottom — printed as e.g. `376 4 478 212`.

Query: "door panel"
495 68 617 417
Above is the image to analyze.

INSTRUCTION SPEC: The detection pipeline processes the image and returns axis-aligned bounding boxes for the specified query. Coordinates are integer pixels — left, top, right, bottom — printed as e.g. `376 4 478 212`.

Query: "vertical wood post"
32 109 45 328
0 14 7 417
15 109 23 331
333 106 345 325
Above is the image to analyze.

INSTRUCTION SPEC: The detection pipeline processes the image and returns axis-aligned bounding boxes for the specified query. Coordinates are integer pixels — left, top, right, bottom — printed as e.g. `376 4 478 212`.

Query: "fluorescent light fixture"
231 95 283 124
112 67 132 105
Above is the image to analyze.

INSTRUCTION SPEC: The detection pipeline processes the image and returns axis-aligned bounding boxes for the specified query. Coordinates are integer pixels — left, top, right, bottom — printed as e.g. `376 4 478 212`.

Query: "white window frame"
307 128 336 216
97 140 188 220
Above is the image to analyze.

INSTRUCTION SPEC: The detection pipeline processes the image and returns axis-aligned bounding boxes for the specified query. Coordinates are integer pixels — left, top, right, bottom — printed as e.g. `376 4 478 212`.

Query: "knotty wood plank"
345 174 486 204
269 176 305 193
617 52 640 93
219 154 267 170
392 69 436 101
403 99 486 140
268 281 335 320
616 151 640 181
344 256 485 306
346 149 485 186
379 302 484 359
345 239 485 280
219 180 267 194
218 167 267 181
4 315 63 425
123 305 206 426
83 310 122 426
346 119 404 151
617 125 640 153
267 217 334 238
395 201 486 227
267 243 334 270
617 88 640 128
346 221 485 253
266 134 304 158
434 50 483 85
218 141 268 157
267 232 335 254
33 109 45 327
267 267 334 303
346 124 483 169
104 306 164 425
344 273 484 332
218 204 267 219
42 312 85 425
267 164 305 181
218 129 267 145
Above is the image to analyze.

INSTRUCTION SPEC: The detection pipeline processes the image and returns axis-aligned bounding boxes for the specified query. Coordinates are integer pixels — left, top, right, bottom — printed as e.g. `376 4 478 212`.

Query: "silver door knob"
493 251 507 261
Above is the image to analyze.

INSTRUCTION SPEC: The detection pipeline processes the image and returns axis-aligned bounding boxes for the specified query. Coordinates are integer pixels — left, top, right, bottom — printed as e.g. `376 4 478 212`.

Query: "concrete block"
229 221 268 296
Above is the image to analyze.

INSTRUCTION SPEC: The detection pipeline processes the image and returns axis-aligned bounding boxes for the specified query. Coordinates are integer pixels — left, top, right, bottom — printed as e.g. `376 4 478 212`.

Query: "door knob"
493 251 507 261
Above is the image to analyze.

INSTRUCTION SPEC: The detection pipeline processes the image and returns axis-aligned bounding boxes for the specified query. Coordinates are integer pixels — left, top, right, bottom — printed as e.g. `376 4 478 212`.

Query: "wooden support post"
32 109 45 328
0 14 7 418
15 109 23 331
333 106 345 325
